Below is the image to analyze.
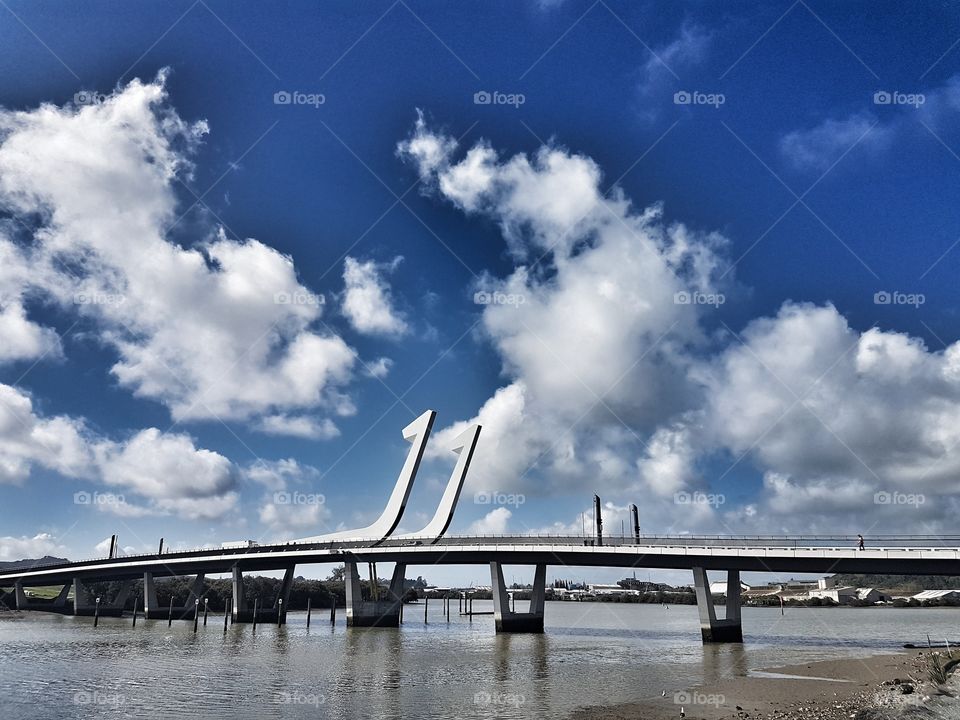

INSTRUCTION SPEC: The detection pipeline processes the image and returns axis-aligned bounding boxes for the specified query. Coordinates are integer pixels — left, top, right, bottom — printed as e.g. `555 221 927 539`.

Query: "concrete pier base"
71 578 124 617
345 561 405 628
692 567 743 643
490 562 546 633
143 573 205 620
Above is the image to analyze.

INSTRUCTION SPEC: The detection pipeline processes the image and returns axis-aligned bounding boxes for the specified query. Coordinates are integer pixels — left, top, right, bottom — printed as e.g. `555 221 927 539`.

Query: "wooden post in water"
252 598 259 631
424 596 428 623
306 598 311 628
193 599 199 633
132 595 138 627
93 597 101 627
223 598 229 632
167 597 173 627
399 601 403 624
277 599 283 627
203 597 209 626
330 601 335 625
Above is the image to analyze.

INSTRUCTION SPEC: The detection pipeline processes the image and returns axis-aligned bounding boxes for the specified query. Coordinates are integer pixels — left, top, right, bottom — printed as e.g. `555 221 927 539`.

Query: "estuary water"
1 602 956 719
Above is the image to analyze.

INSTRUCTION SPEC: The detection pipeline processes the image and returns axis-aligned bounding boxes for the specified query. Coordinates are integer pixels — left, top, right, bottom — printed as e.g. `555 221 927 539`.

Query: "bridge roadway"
3 534 959 586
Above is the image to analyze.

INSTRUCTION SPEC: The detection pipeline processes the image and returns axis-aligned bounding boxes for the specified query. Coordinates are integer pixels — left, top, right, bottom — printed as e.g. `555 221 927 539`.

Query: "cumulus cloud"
0 383 92 484
0 532 68 561
402 115 960 535
698 303 960 530
341 256 409 336
0 72 359 434
0 382 238 519
468 507 512 534
402 117 729 507
248 458 330 535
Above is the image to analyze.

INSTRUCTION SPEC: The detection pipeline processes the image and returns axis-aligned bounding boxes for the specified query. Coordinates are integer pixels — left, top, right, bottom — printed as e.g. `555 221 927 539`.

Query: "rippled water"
1 603 956 719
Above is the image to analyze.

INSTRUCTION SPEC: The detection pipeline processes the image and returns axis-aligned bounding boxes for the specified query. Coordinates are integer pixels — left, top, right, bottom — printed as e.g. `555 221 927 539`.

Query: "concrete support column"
14 581 27 611
692 567 743 643
51 583 71 608
490 562 546 633
345 560 404 627
73 578 91 616
274 567 295 623
186 574 206 605
143 572 158 616
231 567 246 622
112 582 133 610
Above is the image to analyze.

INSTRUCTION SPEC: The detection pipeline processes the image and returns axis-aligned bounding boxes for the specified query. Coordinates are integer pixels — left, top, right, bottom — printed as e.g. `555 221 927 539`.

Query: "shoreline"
569 650 943 720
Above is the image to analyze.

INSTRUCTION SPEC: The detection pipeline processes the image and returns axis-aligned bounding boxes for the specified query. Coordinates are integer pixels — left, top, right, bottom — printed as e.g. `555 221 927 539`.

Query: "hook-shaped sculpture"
395 423 481 544
295 410 436 544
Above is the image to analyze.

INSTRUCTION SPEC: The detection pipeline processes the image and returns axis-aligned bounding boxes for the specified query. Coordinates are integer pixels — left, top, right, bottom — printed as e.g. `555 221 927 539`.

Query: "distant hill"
831 574 960 591
0 556 69 571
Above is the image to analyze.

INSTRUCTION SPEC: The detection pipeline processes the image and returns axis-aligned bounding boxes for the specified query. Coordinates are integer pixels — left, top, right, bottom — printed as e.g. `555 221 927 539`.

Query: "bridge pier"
345 561 405 627
273 567 295 624
232 566 248 622
490 562 546 633
692 567 742 643
143 572 159 617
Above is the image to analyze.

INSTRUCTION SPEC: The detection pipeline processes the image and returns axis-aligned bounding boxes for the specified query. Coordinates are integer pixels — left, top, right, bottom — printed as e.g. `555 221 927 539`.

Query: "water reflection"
0 603 950 720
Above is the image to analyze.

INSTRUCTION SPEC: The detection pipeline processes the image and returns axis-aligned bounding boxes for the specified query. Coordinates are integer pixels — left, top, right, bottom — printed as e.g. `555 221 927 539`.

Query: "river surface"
1 602 956 719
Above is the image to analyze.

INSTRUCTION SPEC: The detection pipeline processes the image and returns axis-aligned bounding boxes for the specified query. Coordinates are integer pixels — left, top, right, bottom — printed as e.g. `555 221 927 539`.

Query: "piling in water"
330 601 335 625
132 596 138 627
306 598 311 628
203 598 208 626
424 596 428 623
399 601 403 624
277 599 283 627
93 597 101 628
193 600 199 633
167 598 173 627
252 598 259 631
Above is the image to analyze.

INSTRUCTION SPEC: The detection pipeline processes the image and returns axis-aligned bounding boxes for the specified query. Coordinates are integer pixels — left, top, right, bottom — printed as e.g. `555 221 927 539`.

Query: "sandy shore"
569 650 943 720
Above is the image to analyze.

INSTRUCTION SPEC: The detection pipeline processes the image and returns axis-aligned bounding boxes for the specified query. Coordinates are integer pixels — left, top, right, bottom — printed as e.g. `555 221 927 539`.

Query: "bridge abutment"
345 561 405 628
692 567 742 643
490 562 546 633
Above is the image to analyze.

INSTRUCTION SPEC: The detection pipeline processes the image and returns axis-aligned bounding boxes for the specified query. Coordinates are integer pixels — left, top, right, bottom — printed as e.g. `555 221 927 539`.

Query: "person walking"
857 534 865 551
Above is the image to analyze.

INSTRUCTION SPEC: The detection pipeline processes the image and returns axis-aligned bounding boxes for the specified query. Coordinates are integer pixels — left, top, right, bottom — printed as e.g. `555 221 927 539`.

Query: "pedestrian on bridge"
857 534 865 550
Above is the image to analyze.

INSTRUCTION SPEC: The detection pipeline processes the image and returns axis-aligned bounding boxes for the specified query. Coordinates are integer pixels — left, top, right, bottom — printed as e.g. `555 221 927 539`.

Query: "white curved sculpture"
295 410 435 544
395 423 481 544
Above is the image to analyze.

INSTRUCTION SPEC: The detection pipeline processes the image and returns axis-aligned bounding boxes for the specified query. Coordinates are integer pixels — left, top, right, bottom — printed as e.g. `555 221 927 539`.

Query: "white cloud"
0 72 361 433
95 427 235 501
468 507 512 534
255 414 340 440
0 384 92 484
341 256 408 336
403 118 729 500
250 458 329 536
638 25 711 102
0 382 239 519
0 532 68 561
698 303 960 529
779 113 890 171
401 116 960 534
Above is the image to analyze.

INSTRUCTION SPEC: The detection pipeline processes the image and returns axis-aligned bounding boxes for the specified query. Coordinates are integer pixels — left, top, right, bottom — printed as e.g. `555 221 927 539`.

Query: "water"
1 602 956 719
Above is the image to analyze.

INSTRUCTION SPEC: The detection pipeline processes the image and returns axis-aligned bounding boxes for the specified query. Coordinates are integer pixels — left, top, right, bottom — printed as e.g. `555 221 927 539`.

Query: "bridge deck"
2 535 959 586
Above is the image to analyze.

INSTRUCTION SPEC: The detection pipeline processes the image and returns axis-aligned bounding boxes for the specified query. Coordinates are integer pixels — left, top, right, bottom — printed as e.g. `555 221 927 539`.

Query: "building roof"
912 590 960 599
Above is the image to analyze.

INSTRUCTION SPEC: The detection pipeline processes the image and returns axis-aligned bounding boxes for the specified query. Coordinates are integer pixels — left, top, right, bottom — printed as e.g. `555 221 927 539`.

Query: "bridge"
2 411 958 642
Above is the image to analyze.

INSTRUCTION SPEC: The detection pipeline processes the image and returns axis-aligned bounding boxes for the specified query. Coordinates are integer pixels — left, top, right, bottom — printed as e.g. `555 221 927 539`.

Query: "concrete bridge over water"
2 411 958 643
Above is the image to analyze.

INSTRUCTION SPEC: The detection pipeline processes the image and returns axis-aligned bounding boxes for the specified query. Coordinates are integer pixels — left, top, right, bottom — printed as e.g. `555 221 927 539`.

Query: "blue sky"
2 0 960 584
